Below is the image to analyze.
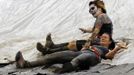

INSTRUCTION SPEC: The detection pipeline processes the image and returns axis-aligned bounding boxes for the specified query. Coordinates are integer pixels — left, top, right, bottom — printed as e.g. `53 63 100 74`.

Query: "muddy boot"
15 51 31 68
37 42 69 55
40 46 69 55
45 46 69 54
45 34 68 48
54 62 75 74
37 33 68 49
37 42 68 52
36 33 54 52
36 42 58 55
36 43 49 55
44 33 54 48
44 33 69 48
36 42 47 53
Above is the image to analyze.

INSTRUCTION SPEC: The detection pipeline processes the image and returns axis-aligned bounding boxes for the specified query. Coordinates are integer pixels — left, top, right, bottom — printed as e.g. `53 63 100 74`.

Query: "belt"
90 46 100 59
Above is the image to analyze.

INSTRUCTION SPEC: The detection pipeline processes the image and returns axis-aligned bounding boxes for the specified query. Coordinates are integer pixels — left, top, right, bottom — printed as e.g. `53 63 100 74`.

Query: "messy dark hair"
103 33 115 50
109 37 115 50
89 1 106 13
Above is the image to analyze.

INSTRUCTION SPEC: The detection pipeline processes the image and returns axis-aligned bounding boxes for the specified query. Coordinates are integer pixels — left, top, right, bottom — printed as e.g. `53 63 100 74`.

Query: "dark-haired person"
36 0 113 55
79 0 113 54
15 33 127 73
80 0 113 41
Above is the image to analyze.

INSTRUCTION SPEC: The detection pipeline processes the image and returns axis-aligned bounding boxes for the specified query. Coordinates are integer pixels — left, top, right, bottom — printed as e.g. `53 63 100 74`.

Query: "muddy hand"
81 42 90 50
117 41 128 49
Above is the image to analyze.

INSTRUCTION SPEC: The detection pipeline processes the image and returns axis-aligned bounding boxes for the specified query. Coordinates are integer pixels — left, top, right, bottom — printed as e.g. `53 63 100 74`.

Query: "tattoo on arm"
90 27 100 40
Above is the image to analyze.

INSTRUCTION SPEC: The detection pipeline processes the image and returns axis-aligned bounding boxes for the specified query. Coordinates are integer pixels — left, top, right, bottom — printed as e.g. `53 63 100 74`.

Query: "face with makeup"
89 4 101 17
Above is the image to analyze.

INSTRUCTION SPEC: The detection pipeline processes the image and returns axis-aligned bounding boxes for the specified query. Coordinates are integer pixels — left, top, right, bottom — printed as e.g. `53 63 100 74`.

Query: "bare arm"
80 25 101 49
105 46 121 59
89 14 104 41
79 27 93 33
105 41 128 59
90 26 100 41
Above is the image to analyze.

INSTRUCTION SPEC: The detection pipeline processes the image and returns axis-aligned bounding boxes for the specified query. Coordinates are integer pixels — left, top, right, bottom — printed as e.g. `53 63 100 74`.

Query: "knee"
67 41 77 50
71 58 81 67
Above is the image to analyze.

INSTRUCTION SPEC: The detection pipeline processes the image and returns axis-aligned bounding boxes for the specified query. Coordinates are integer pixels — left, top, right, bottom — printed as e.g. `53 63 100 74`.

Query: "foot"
36 42 46 52
15 51 25 68
36 42 50 55
45 33 54 48
54 62 74 74
54 68 64 74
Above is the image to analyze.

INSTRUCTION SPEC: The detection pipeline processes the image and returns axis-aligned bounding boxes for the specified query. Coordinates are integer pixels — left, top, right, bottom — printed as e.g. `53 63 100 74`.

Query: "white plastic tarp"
0 0 134 65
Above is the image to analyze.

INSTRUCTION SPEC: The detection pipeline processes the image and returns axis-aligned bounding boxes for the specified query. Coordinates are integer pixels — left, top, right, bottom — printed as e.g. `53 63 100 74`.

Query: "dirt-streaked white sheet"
0 0 134 65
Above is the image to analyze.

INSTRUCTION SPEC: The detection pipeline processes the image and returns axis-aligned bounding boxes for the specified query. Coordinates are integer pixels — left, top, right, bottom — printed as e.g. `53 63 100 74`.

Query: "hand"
79 28 86 33
81 42 90 51
87 37 92 42
116 41 128 49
